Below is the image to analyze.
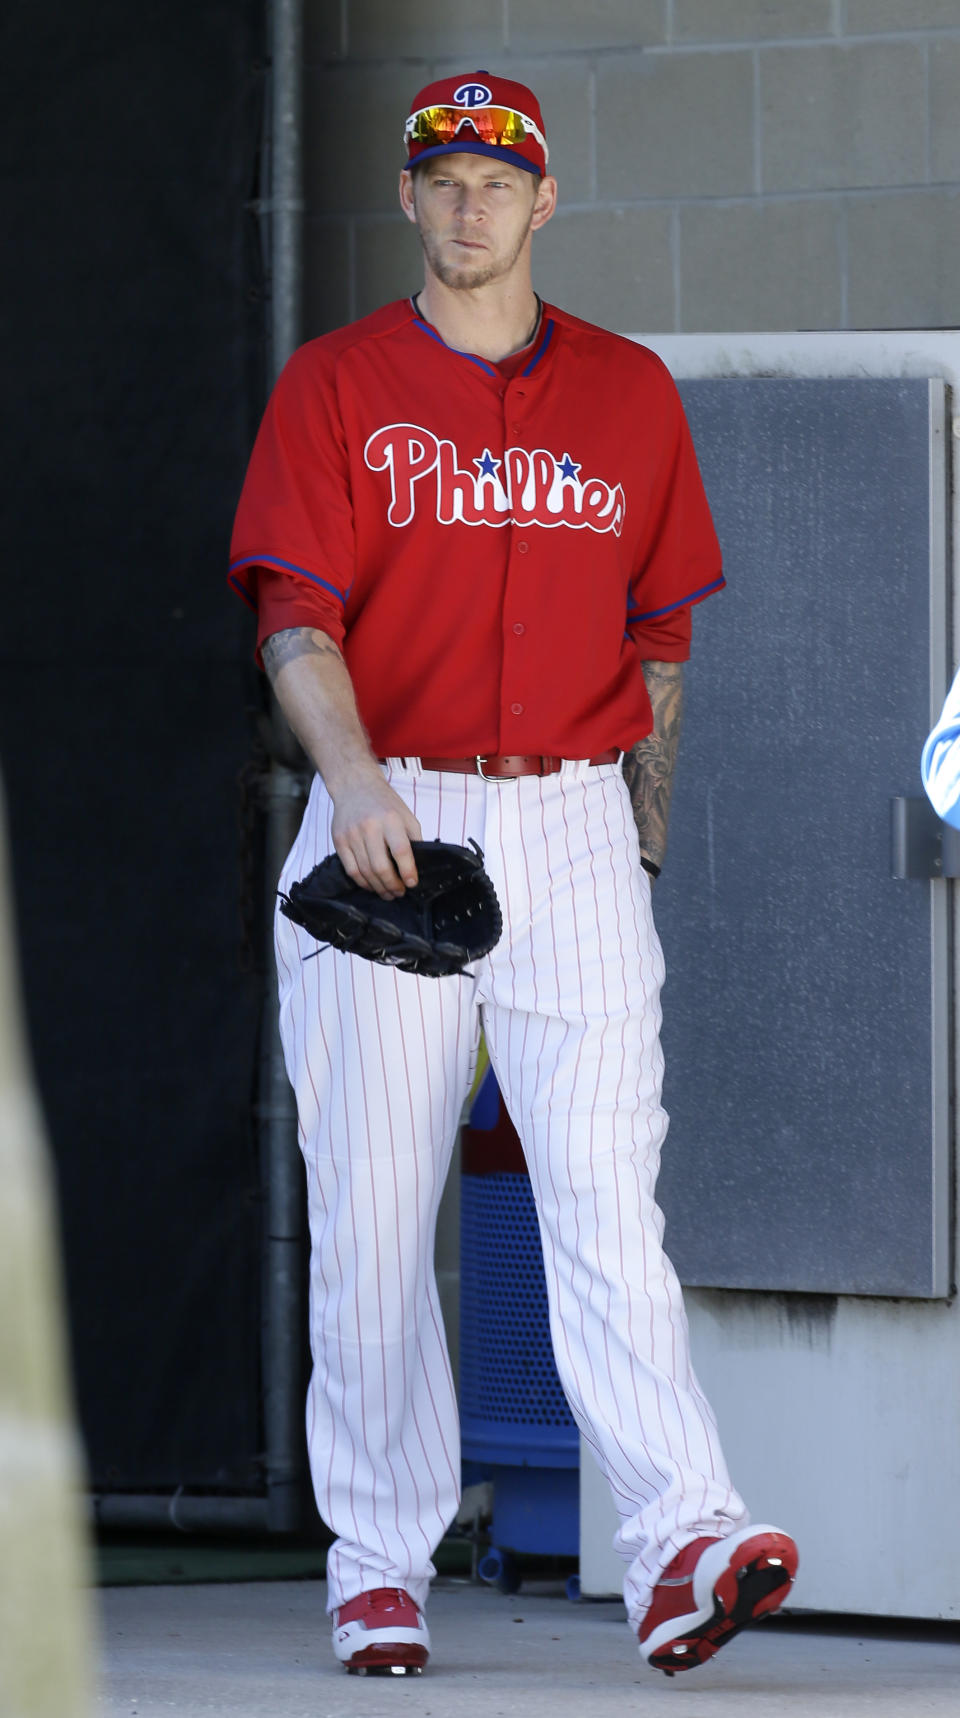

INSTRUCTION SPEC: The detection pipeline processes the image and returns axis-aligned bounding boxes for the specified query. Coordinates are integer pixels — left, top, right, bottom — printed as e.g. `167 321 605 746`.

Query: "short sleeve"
255 567 344 666
228 341 355 635
631 602 692 661
627 362 723 661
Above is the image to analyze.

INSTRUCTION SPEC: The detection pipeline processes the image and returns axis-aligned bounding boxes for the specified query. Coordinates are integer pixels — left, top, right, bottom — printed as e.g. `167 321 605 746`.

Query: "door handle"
891 796 960 878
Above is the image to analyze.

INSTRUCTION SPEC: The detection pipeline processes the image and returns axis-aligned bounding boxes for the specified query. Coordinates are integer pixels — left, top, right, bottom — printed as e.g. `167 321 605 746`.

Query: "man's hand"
330 768 423 899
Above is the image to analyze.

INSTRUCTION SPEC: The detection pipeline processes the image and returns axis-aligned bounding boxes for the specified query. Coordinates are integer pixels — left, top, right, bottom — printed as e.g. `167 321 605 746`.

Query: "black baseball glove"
278 838 503 978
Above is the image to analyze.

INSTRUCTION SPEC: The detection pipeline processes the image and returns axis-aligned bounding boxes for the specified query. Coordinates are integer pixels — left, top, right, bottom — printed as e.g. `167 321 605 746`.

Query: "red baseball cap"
403 71 549 178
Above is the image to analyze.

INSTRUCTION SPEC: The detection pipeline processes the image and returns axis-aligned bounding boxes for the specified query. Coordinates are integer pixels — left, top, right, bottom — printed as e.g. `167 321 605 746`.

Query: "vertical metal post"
260 0 308 1534
261 751 308 1533
268 0 305 379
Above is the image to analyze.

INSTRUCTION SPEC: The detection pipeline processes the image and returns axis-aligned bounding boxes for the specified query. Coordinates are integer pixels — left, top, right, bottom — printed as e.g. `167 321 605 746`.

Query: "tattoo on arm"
621 661 684 874
261 626 341 686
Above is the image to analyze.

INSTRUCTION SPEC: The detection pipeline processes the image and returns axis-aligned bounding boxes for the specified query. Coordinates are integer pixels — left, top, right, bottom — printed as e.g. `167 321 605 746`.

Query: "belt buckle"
476 755 530 780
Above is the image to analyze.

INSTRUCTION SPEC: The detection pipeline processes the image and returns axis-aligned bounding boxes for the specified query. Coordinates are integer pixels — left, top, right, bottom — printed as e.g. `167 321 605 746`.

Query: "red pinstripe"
576 782 625 1436
367 973 415 1565
557 776 614 1417
392 988 447 1550
607 780 679 1479
340 944 391 1572
408 983 461 1507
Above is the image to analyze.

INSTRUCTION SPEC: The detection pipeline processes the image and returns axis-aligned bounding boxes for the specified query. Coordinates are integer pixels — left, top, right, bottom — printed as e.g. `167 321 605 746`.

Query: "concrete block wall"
303 1 960 336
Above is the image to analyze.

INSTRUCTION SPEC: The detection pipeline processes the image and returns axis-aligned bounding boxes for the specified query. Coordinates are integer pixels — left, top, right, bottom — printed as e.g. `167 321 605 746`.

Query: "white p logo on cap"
453 82 492 108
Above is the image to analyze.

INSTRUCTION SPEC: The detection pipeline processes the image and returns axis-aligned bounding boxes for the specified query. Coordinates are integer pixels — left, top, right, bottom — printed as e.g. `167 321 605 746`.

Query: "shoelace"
363 1589 415 1616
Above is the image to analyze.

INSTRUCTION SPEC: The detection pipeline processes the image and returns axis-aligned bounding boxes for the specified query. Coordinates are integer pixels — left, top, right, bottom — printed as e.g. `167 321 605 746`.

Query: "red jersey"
229 298 723 757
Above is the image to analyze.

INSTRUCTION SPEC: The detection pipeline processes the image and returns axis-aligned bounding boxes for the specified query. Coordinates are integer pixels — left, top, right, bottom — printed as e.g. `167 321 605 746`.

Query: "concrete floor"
95 1576 960 1718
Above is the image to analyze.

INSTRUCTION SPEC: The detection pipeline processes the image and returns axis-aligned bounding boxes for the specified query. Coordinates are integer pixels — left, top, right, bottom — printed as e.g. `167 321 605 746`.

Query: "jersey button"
516 541 529 554
510 702 523 716
512 622 525 635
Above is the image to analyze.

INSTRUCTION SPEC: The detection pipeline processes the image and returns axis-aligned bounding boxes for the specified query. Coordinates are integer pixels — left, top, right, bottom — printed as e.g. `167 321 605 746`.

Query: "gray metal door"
655 377 950 1298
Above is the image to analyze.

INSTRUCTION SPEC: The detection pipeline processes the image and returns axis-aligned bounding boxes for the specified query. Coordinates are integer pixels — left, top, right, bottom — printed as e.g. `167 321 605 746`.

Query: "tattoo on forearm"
262 626 341 685
621 661 684 873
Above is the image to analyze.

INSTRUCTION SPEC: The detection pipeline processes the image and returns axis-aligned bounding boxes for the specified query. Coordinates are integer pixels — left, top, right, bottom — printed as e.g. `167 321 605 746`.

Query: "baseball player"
229 70 798 1677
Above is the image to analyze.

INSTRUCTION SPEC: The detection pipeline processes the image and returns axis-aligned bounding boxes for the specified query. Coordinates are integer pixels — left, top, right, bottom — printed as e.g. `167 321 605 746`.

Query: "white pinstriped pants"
275 759 747 1626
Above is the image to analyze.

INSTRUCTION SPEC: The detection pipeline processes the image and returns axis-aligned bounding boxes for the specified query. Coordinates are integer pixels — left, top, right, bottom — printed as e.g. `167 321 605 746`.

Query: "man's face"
400 153 553 291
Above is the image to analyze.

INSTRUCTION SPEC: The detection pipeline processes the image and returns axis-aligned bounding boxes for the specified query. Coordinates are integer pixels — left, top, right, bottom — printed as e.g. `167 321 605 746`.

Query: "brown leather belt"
389 750 620 779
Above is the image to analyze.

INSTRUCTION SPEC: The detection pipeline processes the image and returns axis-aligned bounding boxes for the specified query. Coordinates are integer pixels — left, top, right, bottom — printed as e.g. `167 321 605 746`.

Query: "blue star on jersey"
474 449 501 478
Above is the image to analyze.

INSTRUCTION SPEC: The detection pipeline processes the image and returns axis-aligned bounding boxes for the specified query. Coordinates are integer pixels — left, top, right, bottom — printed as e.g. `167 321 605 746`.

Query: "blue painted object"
489 1464 579 1557
477 1545 521 1593
460 1171 578 1469
468 1061 501 1131
460 1106 580 1557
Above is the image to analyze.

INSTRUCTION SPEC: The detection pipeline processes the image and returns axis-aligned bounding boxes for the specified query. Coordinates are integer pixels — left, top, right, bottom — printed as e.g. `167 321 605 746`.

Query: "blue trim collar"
409 297 556 381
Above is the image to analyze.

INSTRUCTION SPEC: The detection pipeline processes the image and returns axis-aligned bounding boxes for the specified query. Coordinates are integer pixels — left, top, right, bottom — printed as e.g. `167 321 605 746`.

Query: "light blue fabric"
922 665 960 830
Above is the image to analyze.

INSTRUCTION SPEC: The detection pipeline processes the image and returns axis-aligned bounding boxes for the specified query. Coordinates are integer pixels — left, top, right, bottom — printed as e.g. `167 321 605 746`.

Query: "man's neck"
415 277 542 363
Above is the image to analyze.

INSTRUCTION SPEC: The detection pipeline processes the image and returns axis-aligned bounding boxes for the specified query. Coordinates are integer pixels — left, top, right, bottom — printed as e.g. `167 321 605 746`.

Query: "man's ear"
531 174 558 232
399 168 418 225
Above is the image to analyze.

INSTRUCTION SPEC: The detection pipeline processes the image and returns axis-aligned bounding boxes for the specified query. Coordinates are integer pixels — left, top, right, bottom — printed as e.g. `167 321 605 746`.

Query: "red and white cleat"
638 1524 799 1675
332 1587 431 1676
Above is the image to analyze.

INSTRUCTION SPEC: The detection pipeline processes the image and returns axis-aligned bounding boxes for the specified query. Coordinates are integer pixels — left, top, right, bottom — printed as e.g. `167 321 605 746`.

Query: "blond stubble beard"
416 199 536 292
426 252 506 291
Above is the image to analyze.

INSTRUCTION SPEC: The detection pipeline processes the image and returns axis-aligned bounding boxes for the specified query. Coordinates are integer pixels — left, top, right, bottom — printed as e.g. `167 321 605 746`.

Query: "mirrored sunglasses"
405 104 549 164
